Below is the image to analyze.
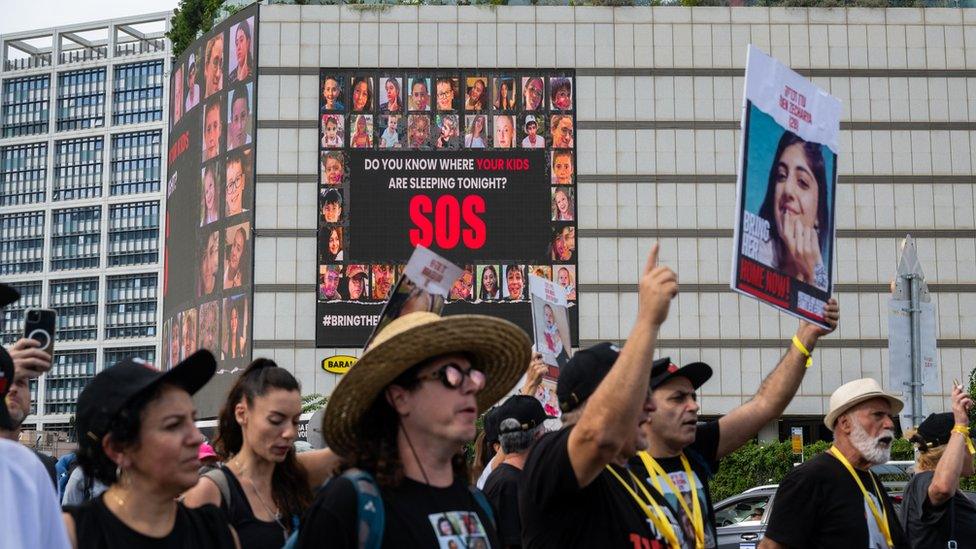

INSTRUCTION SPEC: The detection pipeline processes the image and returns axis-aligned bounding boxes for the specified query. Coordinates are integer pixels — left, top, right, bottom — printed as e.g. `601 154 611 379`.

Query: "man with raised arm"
520 243 681 548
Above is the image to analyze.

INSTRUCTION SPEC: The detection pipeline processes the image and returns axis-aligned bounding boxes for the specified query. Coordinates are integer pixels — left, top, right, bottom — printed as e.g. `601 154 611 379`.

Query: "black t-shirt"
764 452 908 548
900 469 976 549
519 426 672 549
630 420 721 548
299 474 499 549
64 494 236 549
483 463 523 548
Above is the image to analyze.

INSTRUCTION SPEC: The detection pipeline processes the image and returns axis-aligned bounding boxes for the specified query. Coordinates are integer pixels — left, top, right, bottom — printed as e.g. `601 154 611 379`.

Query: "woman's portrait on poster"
197 300 219 353
465 77 487 111
229 18 253 83
552 188 575 221
522 76 545 111
380 77 403 114
435 77 459 111
181 307 198 358
197 230 220 298
752 130 831 291
351 76 372 112
200 161 221 226
171 65 183 126
549 226 576 262
222 295 248 360
464 115 488 148
321 151 344 187
223 223 249 290
493 77 516 110
321 75 345 112
324 226 343 262
321 114 344 148
478 265 500 301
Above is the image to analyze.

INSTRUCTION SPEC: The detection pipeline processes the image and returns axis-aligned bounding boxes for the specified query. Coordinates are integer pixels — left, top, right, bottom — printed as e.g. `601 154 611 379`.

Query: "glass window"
54 136 103 201
49 277 98 341
714 495 772 528
51 206 101 271
0 142 48 206
56 68 106 131
1 75 50 137
113 61 163 126
111 130 161 195
104 345 157 367
0 211 45 275
0 280 42 345
108 201 159 266
105 274 157 339
45 349 97 415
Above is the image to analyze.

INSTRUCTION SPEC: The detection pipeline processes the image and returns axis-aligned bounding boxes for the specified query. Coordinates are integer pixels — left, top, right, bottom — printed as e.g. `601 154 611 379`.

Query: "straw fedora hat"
824 378 904 431
323 311 531 456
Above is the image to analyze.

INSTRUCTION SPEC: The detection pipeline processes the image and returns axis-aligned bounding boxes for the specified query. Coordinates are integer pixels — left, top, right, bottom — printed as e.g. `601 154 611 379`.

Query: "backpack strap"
202 468 233 515
468 485 496 531
343 468 386 549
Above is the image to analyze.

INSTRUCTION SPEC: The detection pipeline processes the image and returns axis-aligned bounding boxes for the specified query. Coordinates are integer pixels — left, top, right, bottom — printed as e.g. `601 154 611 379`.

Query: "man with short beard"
2 338 55 484
761 378 908 548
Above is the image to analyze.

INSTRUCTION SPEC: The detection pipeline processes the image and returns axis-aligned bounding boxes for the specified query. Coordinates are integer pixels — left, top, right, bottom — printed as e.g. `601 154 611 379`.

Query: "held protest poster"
317 70 579 347
529 275 573 373
730 46 841 328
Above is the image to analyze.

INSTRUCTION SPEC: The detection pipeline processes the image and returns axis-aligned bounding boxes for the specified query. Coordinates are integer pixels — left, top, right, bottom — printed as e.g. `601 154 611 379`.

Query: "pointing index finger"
645 242 660 274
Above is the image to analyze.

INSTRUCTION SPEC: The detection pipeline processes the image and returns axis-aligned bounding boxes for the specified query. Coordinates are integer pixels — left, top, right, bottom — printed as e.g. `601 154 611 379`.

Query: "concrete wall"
251 4 976 422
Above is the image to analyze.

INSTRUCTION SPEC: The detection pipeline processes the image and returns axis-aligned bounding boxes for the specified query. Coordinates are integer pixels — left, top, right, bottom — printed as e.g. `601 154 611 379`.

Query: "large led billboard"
163 5 259 416
316 70 578 346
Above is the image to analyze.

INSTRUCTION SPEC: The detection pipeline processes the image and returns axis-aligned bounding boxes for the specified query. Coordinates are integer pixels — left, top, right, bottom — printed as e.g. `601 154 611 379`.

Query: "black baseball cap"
650 357 712 392
557 342 621 414
76 350 216 443
497 395 554 434
0 283 20 308
913 412 957 449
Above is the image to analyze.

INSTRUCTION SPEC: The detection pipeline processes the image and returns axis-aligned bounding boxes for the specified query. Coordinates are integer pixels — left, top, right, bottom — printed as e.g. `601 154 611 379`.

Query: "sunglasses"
415 363 486 392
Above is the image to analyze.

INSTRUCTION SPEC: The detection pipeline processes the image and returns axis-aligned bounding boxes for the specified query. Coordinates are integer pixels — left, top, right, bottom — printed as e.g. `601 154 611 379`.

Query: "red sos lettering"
409 195 486 249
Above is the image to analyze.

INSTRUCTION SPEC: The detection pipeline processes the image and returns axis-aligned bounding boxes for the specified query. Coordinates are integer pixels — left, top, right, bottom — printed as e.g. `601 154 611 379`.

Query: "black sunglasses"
415 363 486 392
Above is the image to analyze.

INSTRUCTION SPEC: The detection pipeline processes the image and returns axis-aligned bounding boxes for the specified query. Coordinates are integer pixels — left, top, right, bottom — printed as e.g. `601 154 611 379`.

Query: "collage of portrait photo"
317 70 577 306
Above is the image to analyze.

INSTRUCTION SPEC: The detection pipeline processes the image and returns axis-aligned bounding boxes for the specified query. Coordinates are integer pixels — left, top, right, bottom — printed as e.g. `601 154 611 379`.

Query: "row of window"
0 130 161 205
1 60 163 138
43 345 157 415
0 201 159 273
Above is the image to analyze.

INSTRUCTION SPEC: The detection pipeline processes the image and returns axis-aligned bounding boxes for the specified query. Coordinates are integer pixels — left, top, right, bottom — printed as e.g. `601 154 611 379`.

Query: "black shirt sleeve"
763 464 822 548
297 476 358 549
520 428 582 511
689 420 721 474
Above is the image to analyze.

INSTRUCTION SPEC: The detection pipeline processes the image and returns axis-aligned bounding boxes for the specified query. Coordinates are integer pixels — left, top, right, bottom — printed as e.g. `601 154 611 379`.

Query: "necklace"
232 458 288 541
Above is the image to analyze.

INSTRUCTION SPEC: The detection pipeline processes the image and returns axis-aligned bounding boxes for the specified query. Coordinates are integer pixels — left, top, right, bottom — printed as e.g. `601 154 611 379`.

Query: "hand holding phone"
20 308 56 376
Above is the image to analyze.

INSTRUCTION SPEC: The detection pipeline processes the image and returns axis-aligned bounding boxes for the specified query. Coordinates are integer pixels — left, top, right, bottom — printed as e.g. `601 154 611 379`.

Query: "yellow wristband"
792 335 813 368
952 425 976 455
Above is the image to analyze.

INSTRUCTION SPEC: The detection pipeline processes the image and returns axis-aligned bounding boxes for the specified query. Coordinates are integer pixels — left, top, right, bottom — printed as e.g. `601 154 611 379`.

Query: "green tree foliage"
167 0 226 58
709 438 915 502
302 393 329 413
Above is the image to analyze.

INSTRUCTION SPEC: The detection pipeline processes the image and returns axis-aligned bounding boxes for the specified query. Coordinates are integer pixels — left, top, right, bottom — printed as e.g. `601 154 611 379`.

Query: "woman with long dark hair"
183 360 339 549
754 130 831 290
62 351 239 548
478 265 499 301
230 20 253 83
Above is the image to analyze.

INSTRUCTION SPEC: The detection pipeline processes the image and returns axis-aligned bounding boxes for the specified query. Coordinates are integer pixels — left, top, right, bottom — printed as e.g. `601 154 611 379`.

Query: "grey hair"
560 402 586 427
499 419 545 454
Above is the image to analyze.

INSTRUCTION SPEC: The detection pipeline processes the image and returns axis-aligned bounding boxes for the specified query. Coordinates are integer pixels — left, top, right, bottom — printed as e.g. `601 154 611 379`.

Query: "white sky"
0 0 179 35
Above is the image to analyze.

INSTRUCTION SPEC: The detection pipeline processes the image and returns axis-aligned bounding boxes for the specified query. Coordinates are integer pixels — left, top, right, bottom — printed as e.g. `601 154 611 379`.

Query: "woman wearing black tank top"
183 359 341 548
62 350 239 549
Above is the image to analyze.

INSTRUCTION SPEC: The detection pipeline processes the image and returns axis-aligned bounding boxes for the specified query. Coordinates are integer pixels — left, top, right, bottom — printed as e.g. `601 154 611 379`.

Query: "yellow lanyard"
828 447 894 548
605 465 682 548
638 451 705 549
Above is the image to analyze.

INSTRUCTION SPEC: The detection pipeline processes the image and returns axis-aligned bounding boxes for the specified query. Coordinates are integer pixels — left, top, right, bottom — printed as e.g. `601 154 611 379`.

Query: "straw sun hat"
323 311 531 456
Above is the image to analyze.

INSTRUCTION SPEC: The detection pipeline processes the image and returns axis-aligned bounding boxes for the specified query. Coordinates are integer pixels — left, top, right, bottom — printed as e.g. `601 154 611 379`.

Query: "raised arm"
927 385 974 506
568 243 677 486
716 298 839 459
521 352 547 396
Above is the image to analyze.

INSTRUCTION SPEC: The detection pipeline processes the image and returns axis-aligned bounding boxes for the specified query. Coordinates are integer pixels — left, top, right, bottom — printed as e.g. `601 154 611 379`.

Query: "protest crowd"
2 238 975 549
